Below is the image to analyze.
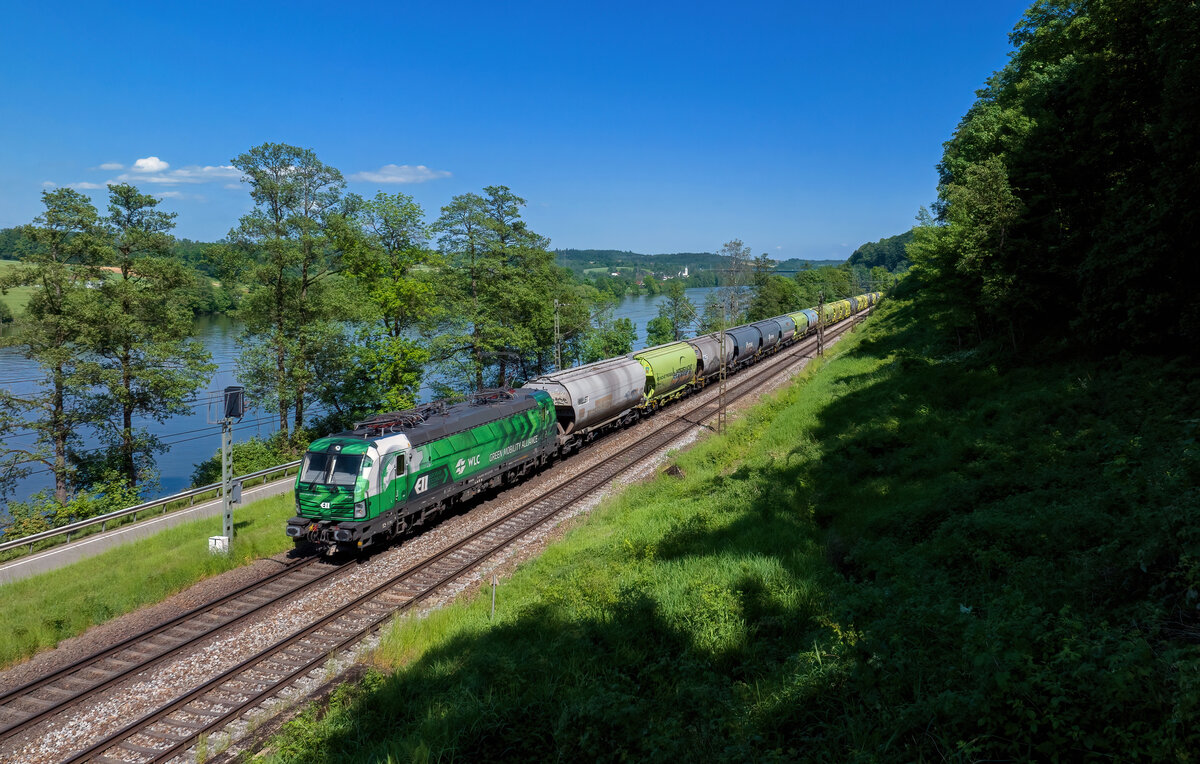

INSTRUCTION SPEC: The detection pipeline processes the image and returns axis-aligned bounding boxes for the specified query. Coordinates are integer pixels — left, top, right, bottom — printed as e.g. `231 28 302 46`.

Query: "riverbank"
266 297 1200 761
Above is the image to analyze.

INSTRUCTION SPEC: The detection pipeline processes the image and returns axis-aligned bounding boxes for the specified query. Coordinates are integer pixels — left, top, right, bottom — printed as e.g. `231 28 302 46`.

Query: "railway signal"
209 386 246 554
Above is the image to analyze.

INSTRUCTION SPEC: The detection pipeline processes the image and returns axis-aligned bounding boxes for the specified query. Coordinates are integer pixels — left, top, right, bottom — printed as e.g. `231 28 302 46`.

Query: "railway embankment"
265 297 1200 762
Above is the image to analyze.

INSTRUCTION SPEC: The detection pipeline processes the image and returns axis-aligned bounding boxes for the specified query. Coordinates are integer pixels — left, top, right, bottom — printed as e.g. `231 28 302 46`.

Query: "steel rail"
0 556 348 744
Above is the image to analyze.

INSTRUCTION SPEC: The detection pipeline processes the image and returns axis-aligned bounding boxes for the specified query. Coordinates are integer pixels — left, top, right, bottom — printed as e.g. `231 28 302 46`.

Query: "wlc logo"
454 455 481 476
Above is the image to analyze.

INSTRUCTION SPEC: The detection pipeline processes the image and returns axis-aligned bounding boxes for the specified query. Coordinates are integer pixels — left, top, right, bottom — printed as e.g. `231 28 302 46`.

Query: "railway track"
4 313 865 763
0 556 347 742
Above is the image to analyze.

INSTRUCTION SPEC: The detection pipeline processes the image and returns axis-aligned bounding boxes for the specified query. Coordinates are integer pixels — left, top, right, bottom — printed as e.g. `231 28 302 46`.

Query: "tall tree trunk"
52 365 68 505
122 347 135 488
473 328 484 391
294 332 306 433
275 261 289 439
294 385 304 435
276 328 288 438
471 257 483 391
296 254 309 433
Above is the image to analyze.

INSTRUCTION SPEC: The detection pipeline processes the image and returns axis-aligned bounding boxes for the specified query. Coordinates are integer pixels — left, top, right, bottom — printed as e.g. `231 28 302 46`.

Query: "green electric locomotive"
287 388 558 554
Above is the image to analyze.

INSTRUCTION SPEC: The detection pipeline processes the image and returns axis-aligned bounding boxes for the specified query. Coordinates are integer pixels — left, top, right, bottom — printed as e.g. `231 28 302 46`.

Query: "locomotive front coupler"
286 516 360 549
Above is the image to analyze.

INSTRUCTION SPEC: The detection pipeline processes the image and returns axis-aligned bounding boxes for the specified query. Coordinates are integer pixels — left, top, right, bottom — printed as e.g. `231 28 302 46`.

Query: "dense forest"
845 230 913 272
907 0 1198 353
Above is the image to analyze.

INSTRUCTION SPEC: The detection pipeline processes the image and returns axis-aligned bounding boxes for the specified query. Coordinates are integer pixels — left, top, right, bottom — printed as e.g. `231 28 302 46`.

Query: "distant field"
583 266 633 276
0 260 34 315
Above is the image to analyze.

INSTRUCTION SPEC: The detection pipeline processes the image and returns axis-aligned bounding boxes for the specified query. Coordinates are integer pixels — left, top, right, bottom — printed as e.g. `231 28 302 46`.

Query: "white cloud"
96 162 124 171
154 191 206 202
116 164 242 186
69 182 106 190
41 181 57 188
174 165 241 181
350 164 452 184
224 182 242 190
132 156 169 173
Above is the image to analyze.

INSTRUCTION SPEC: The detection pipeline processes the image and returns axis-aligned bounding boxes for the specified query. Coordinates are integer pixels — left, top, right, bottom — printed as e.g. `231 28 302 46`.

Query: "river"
0 288 717 504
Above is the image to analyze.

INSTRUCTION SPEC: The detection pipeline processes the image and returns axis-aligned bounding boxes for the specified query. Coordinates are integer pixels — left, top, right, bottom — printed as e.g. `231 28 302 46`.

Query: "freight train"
286 292 882 554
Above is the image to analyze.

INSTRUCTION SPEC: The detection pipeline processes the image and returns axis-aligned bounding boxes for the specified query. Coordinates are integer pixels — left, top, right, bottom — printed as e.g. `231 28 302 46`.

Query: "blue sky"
0 1 1031 260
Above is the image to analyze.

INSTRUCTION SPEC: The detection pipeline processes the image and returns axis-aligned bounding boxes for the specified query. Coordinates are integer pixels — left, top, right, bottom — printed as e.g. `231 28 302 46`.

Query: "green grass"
0 493 296 668
267 300 1200 763
0 260 35 315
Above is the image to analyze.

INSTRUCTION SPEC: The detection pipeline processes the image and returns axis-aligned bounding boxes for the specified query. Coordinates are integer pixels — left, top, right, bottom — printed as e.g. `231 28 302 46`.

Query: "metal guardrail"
0 460 302 556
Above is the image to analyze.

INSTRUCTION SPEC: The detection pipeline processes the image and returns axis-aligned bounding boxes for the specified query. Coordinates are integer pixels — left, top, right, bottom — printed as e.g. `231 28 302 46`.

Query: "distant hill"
846 231 913 272
772 257 847 273
554 249 845 277
554 249 725 277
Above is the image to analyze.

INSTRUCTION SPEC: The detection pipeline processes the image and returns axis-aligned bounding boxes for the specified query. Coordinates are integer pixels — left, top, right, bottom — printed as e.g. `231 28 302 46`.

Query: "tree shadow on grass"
754 303 1200 759
644 300 1200 759
280 585 838 763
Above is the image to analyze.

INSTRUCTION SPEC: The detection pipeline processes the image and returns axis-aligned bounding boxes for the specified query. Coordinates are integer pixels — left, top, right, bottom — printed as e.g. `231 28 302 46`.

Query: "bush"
189 432 309 487
1 471 141 540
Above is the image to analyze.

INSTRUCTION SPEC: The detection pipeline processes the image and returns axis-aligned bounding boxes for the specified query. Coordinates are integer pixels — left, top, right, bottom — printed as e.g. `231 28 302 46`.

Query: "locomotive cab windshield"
299 451 364 486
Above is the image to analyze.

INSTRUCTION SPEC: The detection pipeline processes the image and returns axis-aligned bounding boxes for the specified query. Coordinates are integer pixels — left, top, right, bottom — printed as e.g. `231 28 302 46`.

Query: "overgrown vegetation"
0 492 295 668
189 432 310 487
267 298 1200 761
909 0 1199 352
1 469 140 541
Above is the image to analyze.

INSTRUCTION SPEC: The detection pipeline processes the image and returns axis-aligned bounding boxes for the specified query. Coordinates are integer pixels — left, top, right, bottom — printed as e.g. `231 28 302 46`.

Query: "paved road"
0 478 294 585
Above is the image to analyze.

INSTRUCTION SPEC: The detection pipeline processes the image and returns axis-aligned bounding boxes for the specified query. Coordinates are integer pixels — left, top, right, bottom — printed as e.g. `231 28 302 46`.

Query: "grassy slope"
0 494 295 668
270 299 1200 763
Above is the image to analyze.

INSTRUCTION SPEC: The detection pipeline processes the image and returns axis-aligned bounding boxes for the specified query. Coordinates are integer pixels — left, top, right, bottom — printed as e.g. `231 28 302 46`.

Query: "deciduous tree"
646 280 696 346
0 189 103 503
582 295 636 363
433 186 582 390
74 183 215 490
228 142 350 439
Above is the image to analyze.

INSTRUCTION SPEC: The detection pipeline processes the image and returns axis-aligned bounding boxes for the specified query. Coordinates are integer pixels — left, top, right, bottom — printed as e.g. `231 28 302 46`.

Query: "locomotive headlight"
354 501 366 519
